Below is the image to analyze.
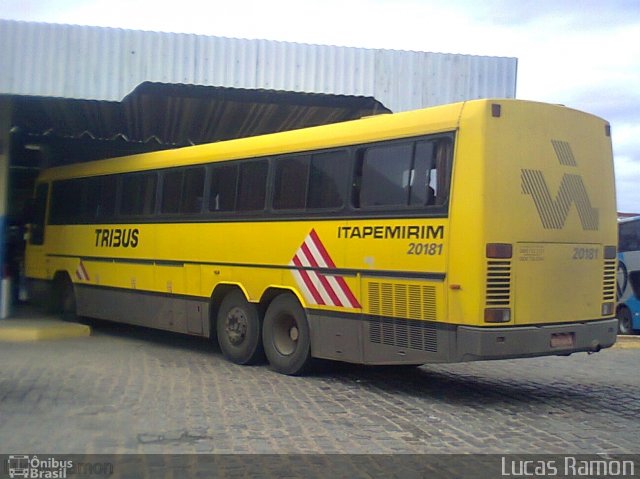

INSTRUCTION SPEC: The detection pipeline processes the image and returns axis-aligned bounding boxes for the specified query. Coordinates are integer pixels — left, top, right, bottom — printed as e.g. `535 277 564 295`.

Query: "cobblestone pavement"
0 315 639 456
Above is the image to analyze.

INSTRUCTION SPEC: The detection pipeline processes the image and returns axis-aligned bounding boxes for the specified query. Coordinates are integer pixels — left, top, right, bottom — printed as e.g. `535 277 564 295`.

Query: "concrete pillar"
0 97 12 318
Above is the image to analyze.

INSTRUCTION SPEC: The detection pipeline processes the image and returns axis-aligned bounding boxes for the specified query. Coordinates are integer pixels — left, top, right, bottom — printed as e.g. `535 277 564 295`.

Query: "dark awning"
9 82 390 166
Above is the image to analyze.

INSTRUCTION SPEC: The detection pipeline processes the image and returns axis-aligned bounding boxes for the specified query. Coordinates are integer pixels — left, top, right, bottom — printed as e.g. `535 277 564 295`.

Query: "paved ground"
1 308 639 459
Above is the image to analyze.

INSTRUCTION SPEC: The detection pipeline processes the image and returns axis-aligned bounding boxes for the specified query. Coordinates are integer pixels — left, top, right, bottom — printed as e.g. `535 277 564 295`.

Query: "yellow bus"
24 99 619 375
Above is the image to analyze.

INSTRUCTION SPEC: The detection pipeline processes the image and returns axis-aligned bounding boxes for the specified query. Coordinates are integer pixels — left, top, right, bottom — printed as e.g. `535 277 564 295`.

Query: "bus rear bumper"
310 313 618 365
455 318 618 362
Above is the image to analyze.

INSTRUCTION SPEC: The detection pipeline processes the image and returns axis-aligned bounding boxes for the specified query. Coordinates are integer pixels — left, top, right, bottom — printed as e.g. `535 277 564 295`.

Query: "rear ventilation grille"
603 258 616 302
367 282 436 321
368 317 437 352
486 260 512 306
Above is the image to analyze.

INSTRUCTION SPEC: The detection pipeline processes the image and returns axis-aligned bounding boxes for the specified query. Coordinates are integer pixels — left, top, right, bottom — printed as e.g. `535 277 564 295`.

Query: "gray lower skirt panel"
76 285 210 337
308 313 455 365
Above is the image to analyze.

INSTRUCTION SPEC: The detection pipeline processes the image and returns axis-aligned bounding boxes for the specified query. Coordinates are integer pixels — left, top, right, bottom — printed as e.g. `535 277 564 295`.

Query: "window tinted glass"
30 183 48 244
360 143 413 207
50 179 83 224
431 138 453 206
237 161 268 211
355 137 453 210
273 156 309 210
410 141 435 206
121 173 157 216
307 150 349 209
182 168 205 213
161 170 182 214
85 175 117 221
619 220 640 252
209 164 238 212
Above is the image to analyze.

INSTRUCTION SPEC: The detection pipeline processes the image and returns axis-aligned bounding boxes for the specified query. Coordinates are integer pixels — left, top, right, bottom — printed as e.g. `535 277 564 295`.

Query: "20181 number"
407 243 443 255
572 247 598 260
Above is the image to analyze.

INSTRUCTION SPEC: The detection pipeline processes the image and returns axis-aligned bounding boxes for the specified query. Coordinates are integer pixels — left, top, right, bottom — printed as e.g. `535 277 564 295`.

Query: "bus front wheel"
50 274 77 321
216 290 264 365
263 293 312 375
617 307 633 335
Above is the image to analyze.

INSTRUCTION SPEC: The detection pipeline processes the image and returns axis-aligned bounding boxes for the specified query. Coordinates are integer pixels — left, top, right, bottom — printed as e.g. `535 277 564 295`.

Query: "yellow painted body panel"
515 243 604 323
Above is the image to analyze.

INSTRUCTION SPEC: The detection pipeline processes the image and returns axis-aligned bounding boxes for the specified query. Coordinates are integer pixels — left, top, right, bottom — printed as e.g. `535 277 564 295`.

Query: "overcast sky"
2 0 639 212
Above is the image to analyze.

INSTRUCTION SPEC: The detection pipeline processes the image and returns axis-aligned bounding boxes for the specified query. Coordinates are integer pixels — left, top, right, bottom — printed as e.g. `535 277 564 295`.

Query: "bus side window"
411 141 436 206
85 176 117 221
237 160 269 212
273 156 309 210
182 167 205 213
433 138 453 206
209 164 238 212
161 170 183 214
49 179 83 224
307 150 349 209
359 143 414 207
120 173 157 216
163 167 205 214
29 183 48 245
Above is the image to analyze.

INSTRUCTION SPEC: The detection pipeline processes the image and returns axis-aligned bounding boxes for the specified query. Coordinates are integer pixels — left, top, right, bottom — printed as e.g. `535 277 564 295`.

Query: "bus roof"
35 98 605 182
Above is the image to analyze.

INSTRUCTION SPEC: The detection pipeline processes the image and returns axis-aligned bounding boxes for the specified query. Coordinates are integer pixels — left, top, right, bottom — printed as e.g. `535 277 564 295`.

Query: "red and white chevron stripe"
290 229 361 309
75 260 90 281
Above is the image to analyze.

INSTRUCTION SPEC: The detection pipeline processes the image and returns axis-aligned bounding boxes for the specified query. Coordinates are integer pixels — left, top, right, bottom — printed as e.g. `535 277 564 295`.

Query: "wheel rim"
272 313 299 356
620 316 632 334
225 307 248 346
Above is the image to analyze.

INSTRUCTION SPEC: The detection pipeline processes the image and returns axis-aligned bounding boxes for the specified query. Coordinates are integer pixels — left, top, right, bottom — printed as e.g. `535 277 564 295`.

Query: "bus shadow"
82 316 221 354
82 316 638 417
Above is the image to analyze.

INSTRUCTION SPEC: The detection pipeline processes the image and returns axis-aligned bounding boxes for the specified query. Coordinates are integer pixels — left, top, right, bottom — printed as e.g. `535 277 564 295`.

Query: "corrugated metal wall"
0 19 517 112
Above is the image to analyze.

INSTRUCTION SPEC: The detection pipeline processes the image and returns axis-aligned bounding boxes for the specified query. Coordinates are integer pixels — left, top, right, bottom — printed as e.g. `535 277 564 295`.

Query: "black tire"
617 307 633 335
49 275 77 321
60 278 78 322
263 293 312 375
216 290 264 365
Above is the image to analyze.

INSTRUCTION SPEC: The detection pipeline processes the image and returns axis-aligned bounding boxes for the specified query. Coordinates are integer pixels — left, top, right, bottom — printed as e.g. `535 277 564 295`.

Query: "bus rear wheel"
263 293 312 375
617 307 633 335
216 290 264 365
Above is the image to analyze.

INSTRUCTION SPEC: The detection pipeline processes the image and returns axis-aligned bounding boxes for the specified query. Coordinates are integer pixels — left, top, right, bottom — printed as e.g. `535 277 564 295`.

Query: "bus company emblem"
521 140 599 231
290 229 361 309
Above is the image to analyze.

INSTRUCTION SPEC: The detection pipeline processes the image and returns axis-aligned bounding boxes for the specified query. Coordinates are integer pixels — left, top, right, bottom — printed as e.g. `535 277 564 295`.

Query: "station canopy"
10 82 390 168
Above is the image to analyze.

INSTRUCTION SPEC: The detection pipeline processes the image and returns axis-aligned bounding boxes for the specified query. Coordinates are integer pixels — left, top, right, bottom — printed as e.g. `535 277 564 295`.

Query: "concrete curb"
0 319 91 341
612 335 640 349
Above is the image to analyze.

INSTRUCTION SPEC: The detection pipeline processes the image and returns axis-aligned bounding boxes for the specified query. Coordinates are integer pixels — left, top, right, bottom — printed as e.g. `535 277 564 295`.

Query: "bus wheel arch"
213 286 265 365
262 292 312 376
616 305 633 335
